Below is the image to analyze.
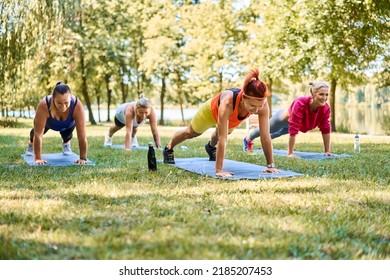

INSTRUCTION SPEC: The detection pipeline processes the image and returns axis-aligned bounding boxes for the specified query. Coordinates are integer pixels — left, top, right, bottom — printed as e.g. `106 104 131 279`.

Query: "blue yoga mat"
254 149 351 160
22 153 95 166
106 144 148 151
172 158 303 180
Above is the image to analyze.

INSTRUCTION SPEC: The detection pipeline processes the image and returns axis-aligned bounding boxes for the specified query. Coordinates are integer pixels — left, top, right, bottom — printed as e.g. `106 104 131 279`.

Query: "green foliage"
0 124 389 259
0 0 389 128
335 122 351 134
0 118 19 128
381 115 390 135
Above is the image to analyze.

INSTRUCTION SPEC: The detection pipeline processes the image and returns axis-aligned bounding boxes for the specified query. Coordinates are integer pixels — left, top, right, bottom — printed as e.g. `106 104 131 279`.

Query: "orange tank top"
210 88 249 129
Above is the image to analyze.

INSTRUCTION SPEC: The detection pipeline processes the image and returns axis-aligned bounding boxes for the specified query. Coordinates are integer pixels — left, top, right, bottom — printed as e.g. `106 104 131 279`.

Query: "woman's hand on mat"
324 152 334 156
263 167 279 174
34 159 47 165
216 170 234 178
74 159 87 165
287 153 300 158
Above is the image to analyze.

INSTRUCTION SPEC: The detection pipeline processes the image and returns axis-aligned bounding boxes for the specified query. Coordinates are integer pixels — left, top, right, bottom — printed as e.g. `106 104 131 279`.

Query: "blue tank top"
45 96 78 131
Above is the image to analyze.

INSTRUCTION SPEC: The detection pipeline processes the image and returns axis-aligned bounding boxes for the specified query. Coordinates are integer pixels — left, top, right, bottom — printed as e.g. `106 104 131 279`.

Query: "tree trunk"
79 50 96 125
78 7 96 125
176 70 185 125
120 80 125 103
105 74 112 122
330 78 337 132
218 71 223 93
96 89 101 123
267 78 273 117
121 77 129 104
159 72 167 125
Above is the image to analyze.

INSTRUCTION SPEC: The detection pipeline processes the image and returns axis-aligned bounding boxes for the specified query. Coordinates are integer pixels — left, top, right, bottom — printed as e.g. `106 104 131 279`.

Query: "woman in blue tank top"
25 82 88 165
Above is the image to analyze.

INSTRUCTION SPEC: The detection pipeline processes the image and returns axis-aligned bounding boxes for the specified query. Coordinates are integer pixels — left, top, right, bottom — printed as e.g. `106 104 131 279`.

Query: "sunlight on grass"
1 198 64 212
0 122 389 259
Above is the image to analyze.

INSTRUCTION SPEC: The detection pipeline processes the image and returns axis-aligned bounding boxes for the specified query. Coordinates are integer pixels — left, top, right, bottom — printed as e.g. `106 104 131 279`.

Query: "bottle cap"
148 142 154 147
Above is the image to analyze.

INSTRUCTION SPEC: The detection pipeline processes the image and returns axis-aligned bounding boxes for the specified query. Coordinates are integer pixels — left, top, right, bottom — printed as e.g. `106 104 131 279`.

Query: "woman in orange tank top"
163 69 279 178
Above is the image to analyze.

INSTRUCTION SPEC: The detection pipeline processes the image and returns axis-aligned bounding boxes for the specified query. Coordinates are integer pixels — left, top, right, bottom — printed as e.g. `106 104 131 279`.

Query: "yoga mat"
254 149 351 160
172 157 303 180
106 144 148 151
22 153 95 166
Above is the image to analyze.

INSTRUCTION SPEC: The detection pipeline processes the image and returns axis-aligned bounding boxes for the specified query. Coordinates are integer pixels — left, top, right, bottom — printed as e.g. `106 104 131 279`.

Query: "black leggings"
29 125 76 143
114 116 138 137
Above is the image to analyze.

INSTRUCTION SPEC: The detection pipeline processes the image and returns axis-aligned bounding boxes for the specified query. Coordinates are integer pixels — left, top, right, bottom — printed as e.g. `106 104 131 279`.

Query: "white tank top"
115 102 147 127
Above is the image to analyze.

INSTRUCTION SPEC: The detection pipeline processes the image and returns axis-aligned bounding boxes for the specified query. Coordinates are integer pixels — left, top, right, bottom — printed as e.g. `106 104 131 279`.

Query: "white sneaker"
25 143 33 156
131 135 139 147
104 134 112 147
62 142 73 155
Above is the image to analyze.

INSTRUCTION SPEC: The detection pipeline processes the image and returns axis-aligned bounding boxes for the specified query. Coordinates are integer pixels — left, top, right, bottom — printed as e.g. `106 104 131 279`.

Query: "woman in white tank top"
104 95 161 150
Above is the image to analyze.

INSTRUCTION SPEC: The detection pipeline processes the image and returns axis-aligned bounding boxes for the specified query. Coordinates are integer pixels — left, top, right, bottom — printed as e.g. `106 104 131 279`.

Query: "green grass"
0 118 389 260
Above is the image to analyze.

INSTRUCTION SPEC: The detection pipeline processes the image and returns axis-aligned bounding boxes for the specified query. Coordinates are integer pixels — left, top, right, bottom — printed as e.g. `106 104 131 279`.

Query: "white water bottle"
354 134 360 153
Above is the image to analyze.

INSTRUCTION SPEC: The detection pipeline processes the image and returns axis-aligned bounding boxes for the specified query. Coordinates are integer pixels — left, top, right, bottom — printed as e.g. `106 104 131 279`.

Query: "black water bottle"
147 142 157 171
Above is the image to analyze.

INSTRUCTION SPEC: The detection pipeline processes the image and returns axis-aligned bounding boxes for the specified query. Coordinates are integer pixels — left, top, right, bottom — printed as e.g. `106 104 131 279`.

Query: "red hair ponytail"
242 69 269 98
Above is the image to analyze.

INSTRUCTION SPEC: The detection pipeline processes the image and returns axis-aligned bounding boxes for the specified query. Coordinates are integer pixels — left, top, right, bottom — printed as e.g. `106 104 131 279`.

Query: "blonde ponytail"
309 81 329 94
136 94 151 108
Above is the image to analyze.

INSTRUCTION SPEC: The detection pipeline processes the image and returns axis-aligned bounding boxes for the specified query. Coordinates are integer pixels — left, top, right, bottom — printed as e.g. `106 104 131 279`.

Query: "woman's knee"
185 125 201 139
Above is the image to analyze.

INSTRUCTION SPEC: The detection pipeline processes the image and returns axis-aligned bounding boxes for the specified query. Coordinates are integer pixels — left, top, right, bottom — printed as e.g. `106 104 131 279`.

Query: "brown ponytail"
242 69 269 98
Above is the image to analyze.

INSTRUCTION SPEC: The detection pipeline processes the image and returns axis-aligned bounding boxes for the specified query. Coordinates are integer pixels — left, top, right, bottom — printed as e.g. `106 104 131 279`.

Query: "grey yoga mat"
22 153 95 166
106 144 148 151
254 149 351 160
171 157 303 180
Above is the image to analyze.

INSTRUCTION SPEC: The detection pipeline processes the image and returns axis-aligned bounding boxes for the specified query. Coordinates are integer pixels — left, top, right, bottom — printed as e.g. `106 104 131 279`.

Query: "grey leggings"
248 108 289 140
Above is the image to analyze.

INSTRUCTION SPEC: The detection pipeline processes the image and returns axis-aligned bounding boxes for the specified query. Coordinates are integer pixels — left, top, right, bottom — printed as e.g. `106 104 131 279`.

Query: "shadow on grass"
1 133 389 259
1 194 389 259
0 236 91 260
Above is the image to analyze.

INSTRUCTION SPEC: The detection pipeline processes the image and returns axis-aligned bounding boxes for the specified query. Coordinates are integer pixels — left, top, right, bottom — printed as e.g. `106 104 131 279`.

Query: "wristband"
80 157 87 161
267 163 275 168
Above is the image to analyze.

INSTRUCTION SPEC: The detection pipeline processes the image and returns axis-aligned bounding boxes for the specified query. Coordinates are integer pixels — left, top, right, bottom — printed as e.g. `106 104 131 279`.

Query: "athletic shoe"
163 146 175 164
25 143 33 156
62 142 73 155
205 141 217 161
243 137 254 152
131 135 139 147
104 134 112 147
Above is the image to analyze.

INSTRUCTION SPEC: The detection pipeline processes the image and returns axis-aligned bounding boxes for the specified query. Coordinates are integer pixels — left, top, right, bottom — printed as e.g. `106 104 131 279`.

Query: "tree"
260 0 390 131
182 0 240 100
140 0 190 125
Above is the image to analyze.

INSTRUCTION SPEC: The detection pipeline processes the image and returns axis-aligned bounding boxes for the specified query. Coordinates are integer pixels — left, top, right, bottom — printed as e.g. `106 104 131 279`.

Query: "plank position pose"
25 82 88 164
104 94 161 150
163 69 279 177
243 81 332 157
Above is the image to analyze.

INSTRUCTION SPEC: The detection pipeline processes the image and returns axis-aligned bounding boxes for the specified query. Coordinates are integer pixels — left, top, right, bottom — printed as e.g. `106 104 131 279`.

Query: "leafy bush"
380 115 390 135
0 118 19 128
336 122 351 133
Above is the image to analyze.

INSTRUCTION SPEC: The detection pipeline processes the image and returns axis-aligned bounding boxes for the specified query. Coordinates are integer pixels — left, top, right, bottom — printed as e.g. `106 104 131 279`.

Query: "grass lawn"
0 118 389 260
